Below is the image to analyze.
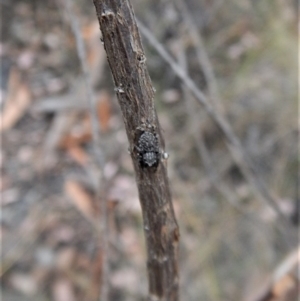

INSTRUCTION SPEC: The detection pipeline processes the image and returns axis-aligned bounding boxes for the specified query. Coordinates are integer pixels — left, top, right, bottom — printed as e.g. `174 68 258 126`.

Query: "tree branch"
92 1 180 300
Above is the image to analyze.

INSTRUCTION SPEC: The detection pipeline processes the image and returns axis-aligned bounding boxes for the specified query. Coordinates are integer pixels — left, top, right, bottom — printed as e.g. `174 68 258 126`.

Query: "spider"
135 122 169 169
137 131 160 168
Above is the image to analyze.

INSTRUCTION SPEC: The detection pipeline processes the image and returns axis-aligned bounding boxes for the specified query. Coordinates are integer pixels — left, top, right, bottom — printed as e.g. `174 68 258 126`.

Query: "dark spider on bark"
135 122 169 169
137 131 160 168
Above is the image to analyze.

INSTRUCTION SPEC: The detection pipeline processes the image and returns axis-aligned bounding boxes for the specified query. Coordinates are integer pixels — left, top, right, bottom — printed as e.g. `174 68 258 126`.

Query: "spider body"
137 131 160 168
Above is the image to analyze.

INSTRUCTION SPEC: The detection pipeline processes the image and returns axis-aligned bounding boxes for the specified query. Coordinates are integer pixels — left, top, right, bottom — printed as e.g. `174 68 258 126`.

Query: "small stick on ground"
92 1 180 301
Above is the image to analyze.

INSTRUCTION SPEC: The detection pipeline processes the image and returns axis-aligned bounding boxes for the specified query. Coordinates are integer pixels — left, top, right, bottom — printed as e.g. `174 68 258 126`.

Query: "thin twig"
32 77 95 112
137 19 291 228
248 246 300 301
92 1 180 300
62 1 109 300
176 0 222 112
177 41 273 239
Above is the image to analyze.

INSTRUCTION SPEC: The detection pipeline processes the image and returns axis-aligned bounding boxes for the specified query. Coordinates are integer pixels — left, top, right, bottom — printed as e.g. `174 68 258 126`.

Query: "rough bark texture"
92 1 180 300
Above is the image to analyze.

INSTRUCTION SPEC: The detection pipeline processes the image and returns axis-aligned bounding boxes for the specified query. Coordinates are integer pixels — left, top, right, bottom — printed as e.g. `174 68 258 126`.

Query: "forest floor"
1 0 298 301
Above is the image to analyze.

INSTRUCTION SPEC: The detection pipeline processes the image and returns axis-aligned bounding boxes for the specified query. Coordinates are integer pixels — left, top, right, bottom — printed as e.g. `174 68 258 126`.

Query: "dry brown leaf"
64 180 94 219
97 91 111 132
87 44 99 68
0 68 31 132
58 112 92 149
272 274 297 299
81 21 100 41
67 146 90 166
59 131 92 148
81 21 103 68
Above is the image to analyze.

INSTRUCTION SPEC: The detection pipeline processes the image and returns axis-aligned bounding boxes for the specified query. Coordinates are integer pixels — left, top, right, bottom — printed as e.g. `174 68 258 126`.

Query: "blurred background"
1 0 298 300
